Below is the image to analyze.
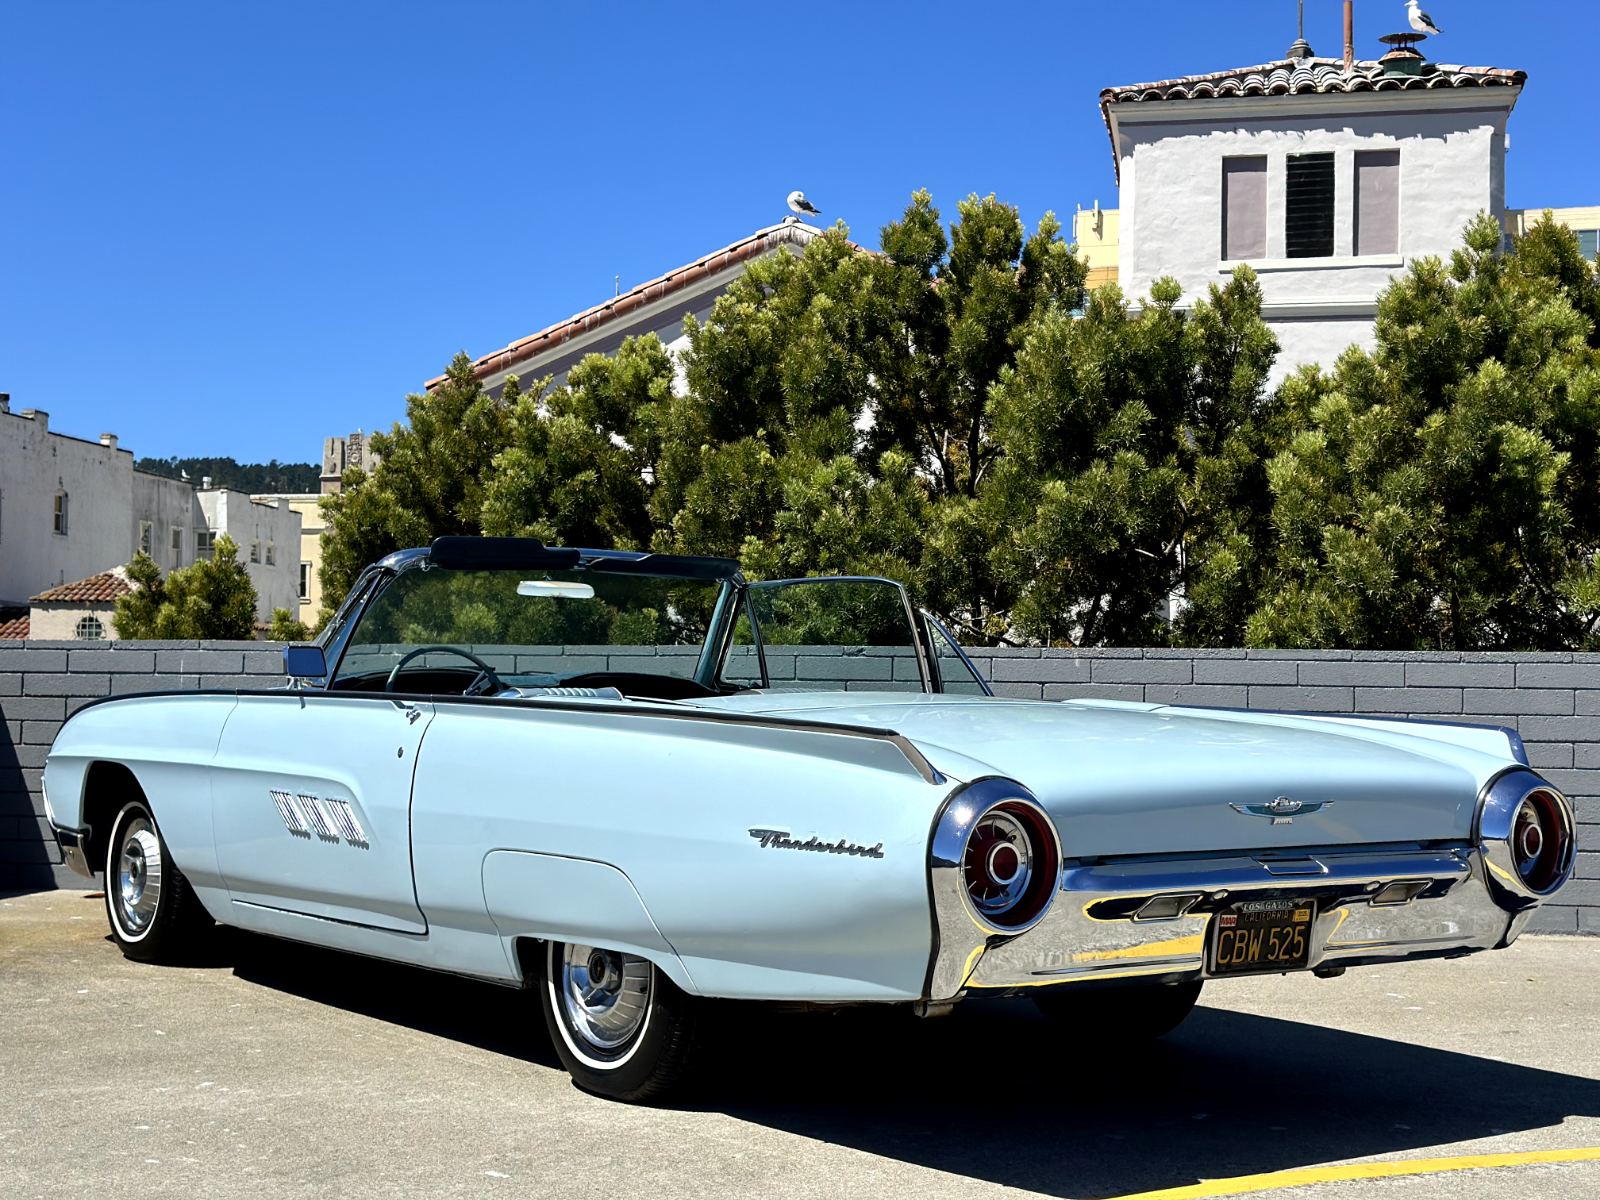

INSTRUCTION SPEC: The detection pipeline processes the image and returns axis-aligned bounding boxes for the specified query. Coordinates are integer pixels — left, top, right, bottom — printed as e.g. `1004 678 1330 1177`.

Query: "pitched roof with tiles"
429 219 834 391
1099 56 1526 177
31 570 133 604
1101 57 1524 108
0 614 28 639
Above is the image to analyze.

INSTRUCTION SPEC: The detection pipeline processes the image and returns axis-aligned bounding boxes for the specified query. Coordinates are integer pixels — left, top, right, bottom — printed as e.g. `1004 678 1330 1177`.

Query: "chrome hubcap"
560 943 650 1049
116 819 162 933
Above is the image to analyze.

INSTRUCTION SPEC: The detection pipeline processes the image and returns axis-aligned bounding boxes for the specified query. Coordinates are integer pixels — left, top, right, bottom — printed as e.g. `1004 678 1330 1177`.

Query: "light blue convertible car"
44 538 1575 1100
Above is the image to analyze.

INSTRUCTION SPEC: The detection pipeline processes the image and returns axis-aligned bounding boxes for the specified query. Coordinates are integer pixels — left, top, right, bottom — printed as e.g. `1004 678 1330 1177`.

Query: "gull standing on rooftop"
787 190 821 218
1406 0 1443 36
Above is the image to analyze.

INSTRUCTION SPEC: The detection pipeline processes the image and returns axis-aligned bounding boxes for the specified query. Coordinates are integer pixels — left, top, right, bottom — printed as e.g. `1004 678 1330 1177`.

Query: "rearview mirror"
283 644 327 678
517 580 596 598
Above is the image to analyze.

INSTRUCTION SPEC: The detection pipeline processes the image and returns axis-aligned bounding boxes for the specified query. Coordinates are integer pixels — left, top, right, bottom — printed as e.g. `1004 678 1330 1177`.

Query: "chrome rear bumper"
925 770 1573 1002
957 845 1508 996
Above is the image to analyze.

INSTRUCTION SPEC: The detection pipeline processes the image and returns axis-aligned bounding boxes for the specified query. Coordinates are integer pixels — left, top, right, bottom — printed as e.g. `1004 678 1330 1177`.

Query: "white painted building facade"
1100 48 1524 380
198 490 303 620
0 398 301 625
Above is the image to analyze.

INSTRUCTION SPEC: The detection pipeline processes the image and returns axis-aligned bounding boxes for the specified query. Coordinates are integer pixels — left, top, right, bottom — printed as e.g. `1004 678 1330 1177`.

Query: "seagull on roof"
1406 0 1442 36
787 190 822 218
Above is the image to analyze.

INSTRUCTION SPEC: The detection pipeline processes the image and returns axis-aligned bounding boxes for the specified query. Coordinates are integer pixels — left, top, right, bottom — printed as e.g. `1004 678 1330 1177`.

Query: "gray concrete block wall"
2 642 1595 937
0 640 285 891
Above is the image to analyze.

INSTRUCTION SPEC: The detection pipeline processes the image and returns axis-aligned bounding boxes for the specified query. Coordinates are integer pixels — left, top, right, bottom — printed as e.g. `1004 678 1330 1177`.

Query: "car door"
210 692 434 933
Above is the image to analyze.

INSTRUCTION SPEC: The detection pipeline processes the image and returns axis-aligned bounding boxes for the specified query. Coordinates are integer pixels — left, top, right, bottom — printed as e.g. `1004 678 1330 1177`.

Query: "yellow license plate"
1210 899 1315 975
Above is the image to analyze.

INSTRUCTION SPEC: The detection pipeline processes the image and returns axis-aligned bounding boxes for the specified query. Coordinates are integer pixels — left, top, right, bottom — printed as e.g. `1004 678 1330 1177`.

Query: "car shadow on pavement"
211 931 1600 1199
696 994 1600 1197
218 926 562 1071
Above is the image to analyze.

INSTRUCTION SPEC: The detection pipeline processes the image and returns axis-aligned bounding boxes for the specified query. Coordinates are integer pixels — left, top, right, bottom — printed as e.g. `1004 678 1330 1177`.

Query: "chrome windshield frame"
726 575 933 694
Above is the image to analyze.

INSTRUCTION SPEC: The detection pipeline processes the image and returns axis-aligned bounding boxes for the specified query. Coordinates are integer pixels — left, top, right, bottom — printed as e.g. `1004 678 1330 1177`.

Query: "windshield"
331 564 724 696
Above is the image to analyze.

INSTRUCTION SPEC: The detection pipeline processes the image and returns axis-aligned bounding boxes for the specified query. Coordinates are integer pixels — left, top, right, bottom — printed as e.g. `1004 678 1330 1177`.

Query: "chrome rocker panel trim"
924 771 1575 1002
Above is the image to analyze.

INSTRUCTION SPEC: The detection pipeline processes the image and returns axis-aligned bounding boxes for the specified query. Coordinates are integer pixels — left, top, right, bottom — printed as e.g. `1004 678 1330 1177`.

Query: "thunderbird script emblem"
1229 796 1333 825
749 828 885 858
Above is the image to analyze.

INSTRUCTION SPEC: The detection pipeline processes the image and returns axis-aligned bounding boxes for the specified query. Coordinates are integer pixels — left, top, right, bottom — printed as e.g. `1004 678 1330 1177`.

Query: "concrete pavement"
2 887 1598 1199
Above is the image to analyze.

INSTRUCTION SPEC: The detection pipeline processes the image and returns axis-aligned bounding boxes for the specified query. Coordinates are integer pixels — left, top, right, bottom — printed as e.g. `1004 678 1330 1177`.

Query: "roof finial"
1288 0 1314 59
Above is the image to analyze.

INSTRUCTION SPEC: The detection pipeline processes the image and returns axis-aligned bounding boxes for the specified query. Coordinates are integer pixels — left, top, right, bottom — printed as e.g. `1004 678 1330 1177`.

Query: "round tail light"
962 801 1058 928
1512 789 1568 892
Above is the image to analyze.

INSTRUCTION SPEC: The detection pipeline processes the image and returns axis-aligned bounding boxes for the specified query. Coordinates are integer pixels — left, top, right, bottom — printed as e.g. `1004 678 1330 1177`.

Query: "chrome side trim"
298 794 340 843
270 789 310 836
323 799 370 848
59 690 949 787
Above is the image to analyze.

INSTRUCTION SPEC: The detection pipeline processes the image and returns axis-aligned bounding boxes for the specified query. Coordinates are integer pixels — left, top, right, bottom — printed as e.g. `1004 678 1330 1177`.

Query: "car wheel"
1033 980 1202 1041
104 800 213 963
539 941 701 1102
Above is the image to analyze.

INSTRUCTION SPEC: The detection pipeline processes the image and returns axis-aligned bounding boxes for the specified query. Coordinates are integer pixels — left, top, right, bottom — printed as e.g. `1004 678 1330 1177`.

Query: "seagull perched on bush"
787 190 821 218
1406 0 1442 35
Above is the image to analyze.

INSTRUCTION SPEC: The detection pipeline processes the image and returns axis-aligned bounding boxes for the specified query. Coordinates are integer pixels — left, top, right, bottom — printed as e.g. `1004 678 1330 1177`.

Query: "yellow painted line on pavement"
1113 1147 1600 1199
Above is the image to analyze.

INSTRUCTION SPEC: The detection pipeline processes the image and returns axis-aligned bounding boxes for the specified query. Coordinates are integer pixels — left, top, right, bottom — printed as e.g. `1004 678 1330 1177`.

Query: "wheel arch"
81 761 151 876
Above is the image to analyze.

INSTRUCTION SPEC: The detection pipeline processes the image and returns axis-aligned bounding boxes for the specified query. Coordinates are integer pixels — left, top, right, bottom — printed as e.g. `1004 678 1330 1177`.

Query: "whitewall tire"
104 800 213 963
539 941 701 1102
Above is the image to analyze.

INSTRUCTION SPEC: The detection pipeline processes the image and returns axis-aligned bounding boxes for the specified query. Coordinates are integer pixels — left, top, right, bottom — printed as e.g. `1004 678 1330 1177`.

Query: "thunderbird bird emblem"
1229 796 1333 825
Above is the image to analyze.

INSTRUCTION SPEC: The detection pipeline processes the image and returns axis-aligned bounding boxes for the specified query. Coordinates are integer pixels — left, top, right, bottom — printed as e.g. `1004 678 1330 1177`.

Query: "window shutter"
1286 153 1335 259
1355 150 1400 256
1222 157 1268 260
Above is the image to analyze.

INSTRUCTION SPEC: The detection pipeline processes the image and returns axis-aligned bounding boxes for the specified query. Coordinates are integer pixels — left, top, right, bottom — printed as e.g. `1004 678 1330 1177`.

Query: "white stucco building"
1099 37 1524 379
0 403 158 605
199 489 303 620
0 398 302 628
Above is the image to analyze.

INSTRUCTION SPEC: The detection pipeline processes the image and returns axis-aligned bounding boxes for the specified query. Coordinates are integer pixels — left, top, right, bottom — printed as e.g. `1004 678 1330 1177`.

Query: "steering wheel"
384 645 506 696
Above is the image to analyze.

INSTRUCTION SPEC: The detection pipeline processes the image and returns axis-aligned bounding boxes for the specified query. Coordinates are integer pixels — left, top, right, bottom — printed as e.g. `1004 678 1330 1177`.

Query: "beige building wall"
1073 206 1121 290
251 493 325 624
1504 206 1600 256
29 601 118 640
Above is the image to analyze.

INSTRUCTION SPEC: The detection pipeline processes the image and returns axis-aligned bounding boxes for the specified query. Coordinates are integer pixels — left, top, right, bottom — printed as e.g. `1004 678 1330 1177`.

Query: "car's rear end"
900 700 1576 1004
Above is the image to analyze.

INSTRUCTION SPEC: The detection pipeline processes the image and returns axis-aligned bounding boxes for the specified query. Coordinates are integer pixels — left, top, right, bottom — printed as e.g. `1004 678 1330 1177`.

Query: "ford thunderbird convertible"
44 538 1575 1100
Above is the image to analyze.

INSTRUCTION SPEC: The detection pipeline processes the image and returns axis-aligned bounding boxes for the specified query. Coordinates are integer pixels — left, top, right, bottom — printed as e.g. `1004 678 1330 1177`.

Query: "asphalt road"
3 888 1599 1200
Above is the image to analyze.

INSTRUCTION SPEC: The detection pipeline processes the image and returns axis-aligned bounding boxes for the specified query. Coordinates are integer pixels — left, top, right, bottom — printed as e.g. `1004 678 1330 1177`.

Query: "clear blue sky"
3 1 1595 464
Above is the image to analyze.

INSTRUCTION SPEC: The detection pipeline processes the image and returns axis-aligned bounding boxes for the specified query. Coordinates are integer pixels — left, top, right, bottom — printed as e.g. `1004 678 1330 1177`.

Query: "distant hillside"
135 457 321 494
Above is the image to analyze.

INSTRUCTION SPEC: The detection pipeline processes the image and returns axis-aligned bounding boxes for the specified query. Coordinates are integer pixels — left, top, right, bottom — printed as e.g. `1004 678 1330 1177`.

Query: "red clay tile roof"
1101 57 1524 107
0 614 28 639
1099 56 1526 179
429 219 835 391
31 571 133 604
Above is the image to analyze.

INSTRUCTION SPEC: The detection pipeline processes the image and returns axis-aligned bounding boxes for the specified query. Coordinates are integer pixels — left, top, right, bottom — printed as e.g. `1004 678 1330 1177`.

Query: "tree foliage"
114 537 258 640
1249 212 1600 650
317 199 1600 651
266 607 312 642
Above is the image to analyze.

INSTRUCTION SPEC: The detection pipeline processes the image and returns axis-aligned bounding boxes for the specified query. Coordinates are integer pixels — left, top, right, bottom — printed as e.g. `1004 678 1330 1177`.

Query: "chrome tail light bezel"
926 778 1062 1001
1476 770 1576 902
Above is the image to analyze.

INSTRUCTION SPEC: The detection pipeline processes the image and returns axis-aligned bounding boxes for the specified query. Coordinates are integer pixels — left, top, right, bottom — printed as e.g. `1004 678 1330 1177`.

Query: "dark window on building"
1355 150 1400 256
1580 229 1599 262
1222 157 1268 260
53 492 69 535
299 562 310 599
1286 153 1335 258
